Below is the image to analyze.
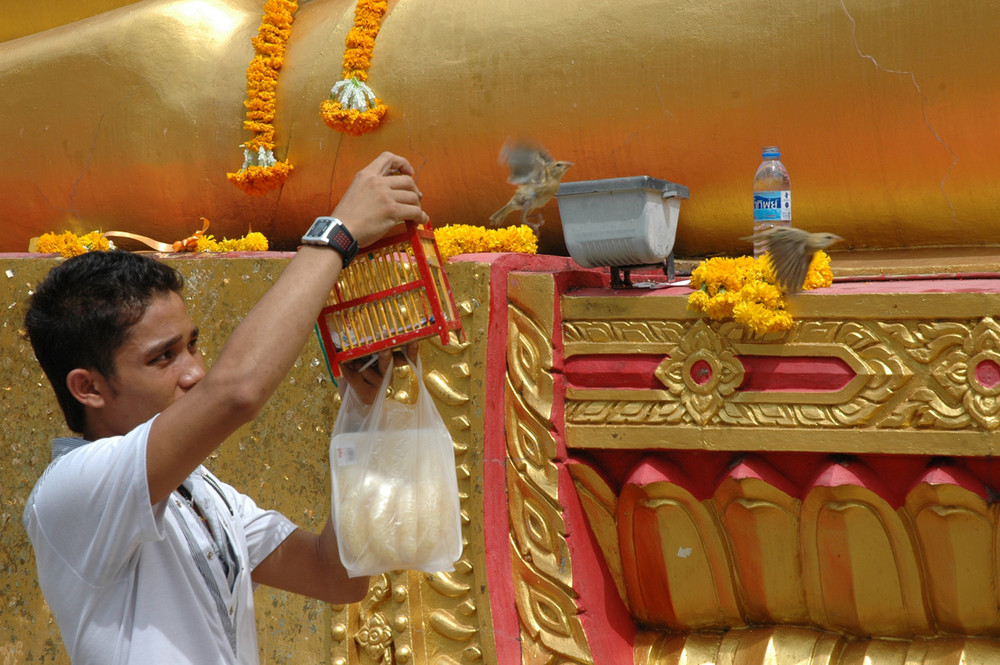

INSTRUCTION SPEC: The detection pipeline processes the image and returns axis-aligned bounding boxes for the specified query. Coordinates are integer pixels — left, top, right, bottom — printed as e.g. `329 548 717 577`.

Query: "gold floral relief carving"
506 375 594 664
564 319 687 354
655 320 745 425
507 461 571 589
510 543 593 665
506 286 595 665
505 375 560 502
565 317 1000 432
508 304 554 421
345 575 398 665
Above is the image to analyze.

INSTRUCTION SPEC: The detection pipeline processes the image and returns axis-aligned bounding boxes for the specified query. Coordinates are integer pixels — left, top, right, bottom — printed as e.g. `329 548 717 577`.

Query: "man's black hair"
24 251 185 433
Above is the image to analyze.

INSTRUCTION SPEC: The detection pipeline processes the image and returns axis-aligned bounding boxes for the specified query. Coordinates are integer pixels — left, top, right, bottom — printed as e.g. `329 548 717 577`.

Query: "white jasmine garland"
331 77 378 111
240 146 278 170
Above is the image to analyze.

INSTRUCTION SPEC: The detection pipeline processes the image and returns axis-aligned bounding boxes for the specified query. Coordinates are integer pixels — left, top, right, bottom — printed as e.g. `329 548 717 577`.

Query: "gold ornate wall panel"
501 270 1000 665
561 289 1000 455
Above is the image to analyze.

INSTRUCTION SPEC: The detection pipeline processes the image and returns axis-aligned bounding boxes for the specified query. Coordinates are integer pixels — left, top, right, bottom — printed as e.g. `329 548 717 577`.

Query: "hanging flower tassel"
320 0 389 136
227 0 298 195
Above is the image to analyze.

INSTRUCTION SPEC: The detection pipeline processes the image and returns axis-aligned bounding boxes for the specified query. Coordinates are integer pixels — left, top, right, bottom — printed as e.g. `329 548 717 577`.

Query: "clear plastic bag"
329 354 463 577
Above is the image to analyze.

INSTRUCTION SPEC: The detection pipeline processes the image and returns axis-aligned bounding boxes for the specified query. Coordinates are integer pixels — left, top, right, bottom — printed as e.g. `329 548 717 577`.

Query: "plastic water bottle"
752 146 791 257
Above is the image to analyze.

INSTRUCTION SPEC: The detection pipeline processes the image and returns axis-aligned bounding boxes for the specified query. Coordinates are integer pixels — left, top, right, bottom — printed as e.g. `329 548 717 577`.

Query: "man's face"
94 291 205 437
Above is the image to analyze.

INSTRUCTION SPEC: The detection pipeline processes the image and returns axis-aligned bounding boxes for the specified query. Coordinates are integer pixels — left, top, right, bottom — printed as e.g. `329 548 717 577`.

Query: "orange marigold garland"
227 0 298 195
320 0 389 136
34 231 113 258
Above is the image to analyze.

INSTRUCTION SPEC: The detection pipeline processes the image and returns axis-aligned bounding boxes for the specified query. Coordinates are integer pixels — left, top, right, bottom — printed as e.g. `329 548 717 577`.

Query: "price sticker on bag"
334 441 357 467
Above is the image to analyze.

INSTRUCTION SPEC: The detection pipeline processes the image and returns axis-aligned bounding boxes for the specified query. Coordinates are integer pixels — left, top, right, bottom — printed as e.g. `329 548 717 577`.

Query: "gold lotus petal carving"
567 462 628 606
714 476 809 626
423 369 470 406
618 479 742 631
907 483 1000 635
565 454 1000 641
803 482 932 637
428 609 478 642
636 627 1000 665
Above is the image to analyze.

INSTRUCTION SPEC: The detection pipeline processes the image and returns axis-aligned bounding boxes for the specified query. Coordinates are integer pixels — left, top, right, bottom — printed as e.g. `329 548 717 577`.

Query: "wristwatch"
301 216 359 267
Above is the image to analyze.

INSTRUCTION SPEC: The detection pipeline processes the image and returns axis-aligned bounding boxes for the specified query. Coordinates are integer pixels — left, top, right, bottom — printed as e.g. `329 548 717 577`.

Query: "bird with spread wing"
744 226 843 294
489 140 572 230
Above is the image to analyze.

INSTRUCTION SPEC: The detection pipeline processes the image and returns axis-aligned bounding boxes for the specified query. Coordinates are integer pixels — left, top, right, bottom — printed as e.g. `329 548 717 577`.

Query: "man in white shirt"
22 152 427 665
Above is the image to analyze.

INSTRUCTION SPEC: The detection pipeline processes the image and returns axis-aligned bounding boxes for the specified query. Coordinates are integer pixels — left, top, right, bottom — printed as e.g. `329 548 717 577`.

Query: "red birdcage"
315 221 465 376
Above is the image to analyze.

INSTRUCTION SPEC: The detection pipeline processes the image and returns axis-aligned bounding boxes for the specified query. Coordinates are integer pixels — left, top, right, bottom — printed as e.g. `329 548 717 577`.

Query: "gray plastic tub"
556 176 689 268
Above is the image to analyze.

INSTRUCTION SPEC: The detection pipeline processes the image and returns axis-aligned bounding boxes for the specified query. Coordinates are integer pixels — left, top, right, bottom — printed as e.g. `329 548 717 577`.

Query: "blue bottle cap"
762 146 781 158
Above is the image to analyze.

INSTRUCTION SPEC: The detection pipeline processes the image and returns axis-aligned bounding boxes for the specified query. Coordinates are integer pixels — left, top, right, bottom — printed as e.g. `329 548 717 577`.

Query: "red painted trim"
564 355 665 389
564 354 855 393
737 355 855 392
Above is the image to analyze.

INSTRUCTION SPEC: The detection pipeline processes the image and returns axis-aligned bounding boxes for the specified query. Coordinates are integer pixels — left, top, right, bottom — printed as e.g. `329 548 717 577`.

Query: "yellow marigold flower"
801 250 834 291
432 224 537 260
36 231 85 257
733 301 794 335
79 231 111 253
226 162 293 196
703 290 740 320
687 289 710 311
36 230 112 257
218 232 269 252
688 246 834 334
495 225 538 255
737 280 785 308
319 100 387 136
239 231 269 251
195 234 221 252
433 228 461 260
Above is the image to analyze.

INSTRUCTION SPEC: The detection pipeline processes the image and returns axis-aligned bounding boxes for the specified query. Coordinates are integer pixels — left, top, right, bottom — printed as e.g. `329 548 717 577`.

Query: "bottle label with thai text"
753 191 791 221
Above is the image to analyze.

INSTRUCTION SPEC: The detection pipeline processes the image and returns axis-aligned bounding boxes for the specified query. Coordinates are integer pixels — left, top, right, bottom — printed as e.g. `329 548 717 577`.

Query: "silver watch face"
304 217 336 242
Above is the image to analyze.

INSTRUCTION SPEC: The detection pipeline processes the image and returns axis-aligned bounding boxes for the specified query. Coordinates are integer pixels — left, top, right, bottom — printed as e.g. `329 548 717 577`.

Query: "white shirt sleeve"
27 417 165 587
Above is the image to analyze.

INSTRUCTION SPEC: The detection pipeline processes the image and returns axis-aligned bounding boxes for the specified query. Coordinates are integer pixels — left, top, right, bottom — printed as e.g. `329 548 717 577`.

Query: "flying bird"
743 226 843 294
489 140 573 230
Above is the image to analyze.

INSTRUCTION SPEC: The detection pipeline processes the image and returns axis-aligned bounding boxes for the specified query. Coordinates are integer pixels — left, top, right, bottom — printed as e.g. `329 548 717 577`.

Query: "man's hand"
332 152 429 248
339 342 419 404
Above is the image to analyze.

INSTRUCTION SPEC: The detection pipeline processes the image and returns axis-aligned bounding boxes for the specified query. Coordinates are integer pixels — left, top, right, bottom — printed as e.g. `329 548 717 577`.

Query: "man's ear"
66 368 107 409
